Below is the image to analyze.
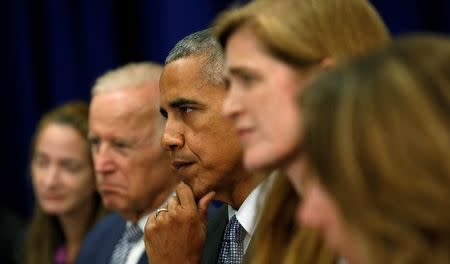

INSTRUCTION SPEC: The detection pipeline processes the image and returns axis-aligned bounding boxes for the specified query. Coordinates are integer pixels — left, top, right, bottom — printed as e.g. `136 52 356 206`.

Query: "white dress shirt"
227 171 277 252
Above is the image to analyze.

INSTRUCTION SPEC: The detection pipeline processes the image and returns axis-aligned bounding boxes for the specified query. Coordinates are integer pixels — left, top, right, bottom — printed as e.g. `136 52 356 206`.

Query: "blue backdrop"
2 0 449 220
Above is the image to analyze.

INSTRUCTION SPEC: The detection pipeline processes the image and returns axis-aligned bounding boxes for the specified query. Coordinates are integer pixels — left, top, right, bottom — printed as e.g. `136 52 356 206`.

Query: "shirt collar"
227 170 278 236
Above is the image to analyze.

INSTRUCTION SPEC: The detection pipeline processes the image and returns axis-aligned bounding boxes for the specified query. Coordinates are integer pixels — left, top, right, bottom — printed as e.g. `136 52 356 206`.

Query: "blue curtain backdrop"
1 0 449 219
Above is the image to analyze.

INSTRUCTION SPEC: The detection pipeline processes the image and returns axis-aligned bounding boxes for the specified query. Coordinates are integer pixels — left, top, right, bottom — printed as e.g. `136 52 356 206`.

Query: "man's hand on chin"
144 182 215 264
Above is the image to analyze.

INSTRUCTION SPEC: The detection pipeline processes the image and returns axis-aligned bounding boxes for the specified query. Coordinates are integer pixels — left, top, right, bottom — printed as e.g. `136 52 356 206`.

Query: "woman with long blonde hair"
213 0 390 262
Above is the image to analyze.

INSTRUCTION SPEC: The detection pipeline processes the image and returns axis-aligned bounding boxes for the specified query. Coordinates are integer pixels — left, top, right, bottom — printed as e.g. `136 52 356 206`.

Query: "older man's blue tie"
218 215 245 264
110 224 143 264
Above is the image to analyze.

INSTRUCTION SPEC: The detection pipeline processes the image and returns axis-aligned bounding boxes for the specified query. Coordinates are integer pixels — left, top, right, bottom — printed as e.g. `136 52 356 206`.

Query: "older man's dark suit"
76 213 148 264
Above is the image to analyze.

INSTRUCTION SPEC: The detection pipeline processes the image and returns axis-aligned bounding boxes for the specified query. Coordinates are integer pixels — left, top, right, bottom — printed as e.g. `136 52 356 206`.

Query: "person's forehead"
160 56 226 104
163 54 213 83
90 104 156 141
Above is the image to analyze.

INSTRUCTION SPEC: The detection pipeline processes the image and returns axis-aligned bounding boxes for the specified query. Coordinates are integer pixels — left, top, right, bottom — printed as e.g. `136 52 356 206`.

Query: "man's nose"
93 143 116 174
161 121 184 151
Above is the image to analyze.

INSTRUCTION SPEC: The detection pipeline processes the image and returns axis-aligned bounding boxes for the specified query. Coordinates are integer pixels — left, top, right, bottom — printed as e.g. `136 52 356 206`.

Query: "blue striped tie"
218 215 245 264
110 224 143 264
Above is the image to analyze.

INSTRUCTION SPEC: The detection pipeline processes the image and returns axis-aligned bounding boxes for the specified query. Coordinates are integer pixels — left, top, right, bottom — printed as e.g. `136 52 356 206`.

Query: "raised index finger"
176 182 197 210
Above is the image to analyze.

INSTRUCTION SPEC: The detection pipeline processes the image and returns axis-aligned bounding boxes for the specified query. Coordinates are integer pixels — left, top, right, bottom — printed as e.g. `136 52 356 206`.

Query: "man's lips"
171 160 195 170
97 183 123 193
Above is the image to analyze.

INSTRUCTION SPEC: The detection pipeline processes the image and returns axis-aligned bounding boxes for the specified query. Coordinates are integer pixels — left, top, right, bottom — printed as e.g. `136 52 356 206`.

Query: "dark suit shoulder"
87 213 124 237
76 213 125 264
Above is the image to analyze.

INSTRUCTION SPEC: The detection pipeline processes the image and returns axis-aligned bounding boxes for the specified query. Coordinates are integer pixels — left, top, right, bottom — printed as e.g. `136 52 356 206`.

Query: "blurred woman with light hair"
298 34 450 264
26 102 107 264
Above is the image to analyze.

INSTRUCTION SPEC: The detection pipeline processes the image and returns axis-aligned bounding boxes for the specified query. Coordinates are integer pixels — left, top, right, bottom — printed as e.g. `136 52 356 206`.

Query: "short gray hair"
91 62 162 96
165 29 225 85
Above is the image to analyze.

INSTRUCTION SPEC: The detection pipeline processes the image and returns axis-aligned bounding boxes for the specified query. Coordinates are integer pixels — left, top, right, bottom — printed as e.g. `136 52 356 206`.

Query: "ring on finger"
154 207 169 219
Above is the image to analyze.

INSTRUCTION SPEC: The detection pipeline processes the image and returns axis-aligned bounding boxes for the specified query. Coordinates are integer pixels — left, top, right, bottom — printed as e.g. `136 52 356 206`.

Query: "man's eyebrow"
228 66 249 76
169 98 203 108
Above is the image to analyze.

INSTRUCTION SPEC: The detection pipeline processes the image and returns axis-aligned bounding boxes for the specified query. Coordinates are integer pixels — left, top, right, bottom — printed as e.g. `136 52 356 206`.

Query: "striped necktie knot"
110 224 143 264
124 224 143 243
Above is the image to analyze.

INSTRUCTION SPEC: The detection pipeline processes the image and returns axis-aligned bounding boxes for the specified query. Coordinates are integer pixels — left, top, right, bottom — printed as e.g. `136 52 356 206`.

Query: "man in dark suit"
76 63 177 264
145 29 268 264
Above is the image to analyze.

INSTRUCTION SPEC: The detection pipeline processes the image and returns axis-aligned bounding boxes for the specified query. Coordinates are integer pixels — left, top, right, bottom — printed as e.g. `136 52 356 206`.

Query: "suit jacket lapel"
138 253 149 264
201 204 228 264
102 218 126 263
